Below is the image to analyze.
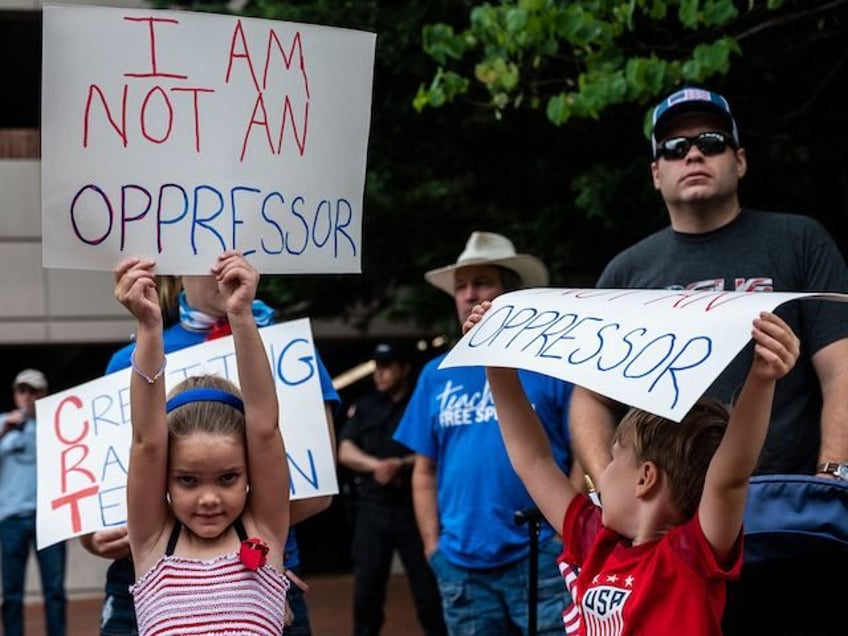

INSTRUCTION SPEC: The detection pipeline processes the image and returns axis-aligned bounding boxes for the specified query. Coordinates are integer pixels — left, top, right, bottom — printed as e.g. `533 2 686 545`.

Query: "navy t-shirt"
598 209 848 474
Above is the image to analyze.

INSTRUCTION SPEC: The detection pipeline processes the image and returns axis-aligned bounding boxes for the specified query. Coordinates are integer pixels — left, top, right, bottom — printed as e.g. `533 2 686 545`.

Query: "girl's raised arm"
115 258 171 563
214 251 290 555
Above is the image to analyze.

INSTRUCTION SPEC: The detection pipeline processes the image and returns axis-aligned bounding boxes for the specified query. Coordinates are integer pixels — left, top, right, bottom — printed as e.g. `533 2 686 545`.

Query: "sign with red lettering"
443 288 848 421
35 318 335 549
42 4 375 274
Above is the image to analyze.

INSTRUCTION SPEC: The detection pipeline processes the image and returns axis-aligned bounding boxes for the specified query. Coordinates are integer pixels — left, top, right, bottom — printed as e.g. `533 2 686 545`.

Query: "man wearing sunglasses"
569 87 848 634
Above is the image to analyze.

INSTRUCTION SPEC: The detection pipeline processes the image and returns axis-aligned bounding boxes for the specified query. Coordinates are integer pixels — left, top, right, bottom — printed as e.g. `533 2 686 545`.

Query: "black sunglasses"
655 131 736 161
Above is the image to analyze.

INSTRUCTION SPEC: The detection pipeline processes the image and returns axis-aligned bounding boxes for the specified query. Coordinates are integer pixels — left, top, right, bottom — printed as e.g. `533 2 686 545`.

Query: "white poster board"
441 288 847 422
35 318 335 549
42 4 376 274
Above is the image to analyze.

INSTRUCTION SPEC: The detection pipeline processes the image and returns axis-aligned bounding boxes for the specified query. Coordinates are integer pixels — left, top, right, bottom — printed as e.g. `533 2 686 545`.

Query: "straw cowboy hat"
425 231 549 296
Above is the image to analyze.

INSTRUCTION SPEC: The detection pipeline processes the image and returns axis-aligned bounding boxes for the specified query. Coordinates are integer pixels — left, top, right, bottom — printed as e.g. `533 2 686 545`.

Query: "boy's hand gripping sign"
35 319 335 549
42 4 376 274
442 288 848 422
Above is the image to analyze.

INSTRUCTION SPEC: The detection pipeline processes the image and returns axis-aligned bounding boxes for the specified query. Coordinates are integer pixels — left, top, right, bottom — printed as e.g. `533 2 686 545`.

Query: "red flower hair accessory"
239 537 269 571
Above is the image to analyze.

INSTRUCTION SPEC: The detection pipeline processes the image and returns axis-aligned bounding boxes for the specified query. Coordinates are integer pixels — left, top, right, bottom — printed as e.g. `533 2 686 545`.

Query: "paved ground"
24 572 420 635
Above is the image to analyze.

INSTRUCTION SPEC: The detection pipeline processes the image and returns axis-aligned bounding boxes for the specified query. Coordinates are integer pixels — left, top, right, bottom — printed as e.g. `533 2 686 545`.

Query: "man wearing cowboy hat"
394 232 574 635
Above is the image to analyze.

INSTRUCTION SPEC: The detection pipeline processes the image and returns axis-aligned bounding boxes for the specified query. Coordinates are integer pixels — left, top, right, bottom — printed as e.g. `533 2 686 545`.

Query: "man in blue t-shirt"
394 232 574 635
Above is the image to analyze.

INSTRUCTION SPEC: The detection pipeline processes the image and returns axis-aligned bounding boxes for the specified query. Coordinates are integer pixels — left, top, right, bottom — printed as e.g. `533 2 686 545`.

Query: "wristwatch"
816 461 848 481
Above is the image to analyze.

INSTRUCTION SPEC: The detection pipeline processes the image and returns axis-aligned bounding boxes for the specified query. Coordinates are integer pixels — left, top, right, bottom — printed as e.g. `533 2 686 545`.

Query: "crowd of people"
2 86 847 636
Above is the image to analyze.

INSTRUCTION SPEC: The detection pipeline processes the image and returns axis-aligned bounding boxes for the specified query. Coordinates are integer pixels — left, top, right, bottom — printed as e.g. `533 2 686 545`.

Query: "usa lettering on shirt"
582 583 632 635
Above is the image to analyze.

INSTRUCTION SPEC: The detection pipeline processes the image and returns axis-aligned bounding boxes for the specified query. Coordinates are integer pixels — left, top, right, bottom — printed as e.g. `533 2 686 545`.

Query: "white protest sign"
42 4 375 274
441 288 848 422
35 318 335 549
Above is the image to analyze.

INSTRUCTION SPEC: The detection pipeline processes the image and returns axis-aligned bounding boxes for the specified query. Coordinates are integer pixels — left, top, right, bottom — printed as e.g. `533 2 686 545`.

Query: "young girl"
116 251 290 634
84 267 338 635
463 301 799 635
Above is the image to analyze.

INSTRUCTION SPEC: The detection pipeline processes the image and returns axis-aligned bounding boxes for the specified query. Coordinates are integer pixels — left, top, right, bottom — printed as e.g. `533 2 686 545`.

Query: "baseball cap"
651 87 739 156
372 342 412 363
12 368 48 391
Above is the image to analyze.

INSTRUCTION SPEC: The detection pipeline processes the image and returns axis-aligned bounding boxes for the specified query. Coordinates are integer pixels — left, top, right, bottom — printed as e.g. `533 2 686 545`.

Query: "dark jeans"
352 498 446 636
0 514 67 636
99 558 137 636
428 536 568 636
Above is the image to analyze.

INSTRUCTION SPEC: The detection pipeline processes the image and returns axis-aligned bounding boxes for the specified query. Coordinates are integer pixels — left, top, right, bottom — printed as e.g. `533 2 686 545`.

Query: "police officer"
338 342 446 636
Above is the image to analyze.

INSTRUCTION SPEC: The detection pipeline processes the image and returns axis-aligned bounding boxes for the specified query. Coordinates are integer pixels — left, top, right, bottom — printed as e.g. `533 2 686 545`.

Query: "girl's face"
168 432 248 539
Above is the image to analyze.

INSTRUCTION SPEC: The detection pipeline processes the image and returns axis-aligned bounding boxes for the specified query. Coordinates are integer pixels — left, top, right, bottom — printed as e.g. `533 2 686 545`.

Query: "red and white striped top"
131 553 289 635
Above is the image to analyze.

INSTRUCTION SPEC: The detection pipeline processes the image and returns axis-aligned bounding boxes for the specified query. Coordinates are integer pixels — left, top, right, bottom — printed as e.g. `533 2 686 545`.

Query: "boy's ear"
634 461 660 498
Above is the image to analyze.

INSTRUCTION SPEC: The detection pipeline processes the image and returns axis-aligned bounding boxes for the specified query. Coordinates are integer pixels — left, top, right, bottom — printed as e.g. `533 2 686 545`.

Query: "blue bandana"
177 291 275 331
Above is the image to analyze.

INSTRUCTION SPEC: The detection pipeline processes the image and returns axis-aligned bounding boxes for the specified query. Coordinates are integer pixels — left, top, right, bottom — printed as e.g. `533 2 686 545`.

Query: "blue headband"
165 388 245 414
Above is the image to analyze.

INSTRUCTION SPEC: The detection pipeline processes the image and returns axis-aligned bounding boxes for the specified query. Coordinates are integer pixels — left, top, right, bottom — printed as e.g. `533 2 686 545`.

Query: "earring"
245 484 250 494
166 492 172 504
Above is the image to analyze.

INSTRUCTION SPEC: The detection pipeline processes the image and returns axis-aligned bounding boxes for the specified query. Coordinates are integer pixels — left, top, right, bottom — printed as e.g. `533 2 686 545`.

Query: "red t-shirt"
558 495 742 635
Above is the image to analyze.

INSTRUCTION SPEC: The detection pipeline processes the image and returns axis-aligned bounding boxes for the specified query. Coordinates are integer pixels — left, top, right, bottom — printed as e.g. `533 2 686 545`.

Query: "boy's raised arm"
465 302 577 532
699 312 799 559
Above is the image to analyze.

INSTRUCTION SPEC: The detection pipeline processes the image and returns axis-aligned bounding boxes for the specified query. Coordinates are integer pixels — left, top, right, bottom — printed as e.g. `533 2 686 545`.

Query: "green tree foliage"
413 0 776 128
